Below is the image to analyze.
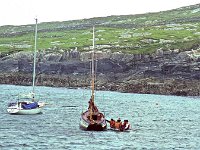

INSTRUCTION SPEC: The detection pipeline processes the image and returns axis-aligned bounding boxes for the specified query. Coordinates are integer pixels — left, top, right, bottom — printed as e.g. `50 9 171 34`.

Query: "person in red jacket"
106 118 116 128
121 120 130 131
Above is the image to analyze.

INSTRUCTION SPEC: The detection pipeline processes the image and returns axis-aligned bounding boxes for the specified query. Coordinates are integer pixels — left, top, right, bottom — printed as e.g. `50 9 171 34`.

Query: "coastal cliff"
0 3 200 96
0 49 200 96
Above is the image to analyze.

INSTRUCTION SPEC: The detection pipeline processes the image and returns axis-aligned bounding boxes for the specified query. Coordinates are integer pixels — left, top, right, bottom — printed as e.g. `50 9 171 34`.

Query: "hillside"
0 3 200 57
0 4 200 96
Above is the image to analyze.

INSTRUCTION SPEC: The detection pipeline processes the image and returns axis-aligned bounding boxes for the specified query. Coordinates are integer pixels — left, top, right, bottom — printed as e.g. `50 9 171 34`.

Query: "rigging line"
32 18 38 100
91 26 95 103
89 26 95 120
90 60 92 96
95 57 97 93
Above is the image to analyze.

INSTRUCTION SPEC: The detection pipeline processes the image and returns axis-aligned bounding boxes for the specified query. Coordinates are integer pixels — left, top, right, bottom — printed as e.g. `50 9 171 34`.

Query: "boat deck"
82 110 105 124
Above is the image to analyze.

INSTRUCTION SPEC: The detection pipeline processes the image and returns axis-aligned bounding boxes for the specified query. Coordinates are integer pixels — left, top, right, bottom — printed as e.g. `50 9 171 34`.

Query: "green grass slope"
0 3 199 55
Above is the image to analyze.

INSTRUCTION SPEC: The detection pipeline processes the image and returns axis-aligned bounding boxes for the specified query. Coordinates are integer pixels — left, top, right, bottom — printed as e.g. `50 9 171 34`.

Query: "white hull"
7 102 44 115
80 118 89 130
7 19 45 115
109 127 131 132
7 107 42 115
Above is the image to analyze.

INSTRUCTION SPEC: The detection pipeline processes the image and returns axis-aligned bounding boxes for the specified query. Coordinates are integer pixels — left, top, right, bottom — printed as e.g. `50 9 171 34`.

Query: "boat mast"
32 18 38 101
91 26 95 103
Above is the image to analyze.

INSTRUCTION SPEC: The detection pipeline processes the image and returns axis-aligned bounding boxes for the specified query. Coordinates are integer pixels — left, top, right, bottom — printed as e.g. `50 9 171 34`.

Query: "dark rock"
1 49 200 96
173 90 188 96
0 59 18 72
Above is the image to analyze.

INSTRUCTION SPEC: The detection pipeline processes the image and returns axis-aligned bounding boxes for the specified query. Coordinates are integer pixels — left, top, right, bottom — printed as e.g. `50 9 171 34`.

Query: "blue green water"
0 84 200 149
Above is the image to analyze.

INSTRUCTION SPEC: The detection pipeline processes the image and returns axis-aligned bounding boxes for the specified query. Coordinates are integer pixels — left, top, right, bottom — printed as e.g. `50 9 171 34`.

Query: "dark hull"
80 110 107 131
87 123 106 131
80 122 107 131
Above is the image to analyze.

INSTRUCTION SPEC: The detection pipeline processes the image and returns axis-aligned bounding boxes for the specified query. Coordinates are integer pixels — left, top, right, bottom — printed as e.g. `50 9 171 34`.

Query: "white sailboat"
80 26 107 131
7 18 45 115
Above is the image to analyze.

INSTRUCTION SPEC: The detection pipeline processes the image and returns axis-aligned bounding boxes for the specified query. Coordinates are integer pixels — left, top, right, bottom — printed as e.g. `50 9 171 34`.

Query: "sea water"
0 84 200 150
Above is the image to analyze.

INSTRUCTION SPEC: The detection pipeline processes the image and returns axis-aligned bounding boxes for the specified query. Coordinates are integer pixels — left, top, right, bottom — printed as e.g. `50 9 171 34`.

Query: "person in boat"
88 99 92 110
93 103 98 113
88 97 99 113
109 119 115 128
106 118 116 128
115 118 122 130
97 113 103 121
121 120 130 130
90 119 96 125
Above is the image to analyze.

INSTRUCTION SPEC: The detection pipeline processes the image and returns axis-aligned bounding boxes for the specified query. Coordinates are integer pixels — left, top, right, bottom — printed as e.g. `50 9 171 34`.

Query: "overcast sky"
0 0 200 26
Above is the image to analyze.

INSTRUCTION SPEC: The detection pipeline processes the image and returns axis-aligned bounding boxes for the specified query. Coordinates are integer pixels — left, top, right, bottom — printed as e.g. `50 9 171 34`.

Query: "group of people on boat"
87 97 103 122
88 97 99 113
86 97 130 131
107 118 130 131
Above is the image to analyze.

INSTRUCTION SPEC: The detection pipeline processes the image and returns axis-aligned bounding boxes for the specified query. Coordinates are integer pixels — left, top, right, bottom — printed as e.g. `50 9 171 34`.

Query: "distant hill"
0 3 200 56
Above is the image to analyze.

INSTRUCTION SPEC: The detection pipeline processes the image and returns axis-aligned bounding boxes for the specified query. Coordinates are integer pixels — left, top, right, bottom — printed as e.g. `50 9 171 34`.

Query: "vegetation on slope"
0 4 200 56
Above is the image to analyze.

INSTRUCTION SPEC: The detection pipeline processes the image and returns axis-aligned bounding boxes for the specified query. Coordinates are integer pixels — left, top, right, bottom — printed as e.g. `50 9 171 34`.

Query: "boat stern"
87 123 107 131
7 102 20 114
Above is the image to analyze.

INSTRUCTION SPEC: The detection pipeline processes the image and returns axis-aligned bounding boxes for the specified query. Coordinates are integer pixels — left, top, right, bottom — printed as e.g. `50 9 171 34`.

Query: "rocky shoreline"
0 72 200 96
0 49 200 96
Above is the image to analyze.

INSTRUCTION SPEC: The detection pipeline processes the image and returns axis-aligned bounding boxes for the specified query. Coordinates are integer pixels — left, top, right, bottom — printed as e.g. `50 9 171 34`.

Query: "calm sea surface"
0 84 200 150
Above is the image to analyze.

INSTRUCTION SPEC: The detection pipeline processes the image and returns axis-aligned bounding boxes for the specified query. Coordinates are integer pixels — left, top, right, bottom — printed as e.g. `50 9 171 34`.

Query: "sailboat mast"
32 18 38 99
91 26 95 103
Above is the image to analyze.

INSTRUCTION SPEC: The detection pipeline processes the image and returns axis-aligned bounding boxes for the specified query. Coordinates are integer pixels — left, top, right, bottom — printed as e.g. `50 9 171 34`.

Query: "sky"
0 0 200 26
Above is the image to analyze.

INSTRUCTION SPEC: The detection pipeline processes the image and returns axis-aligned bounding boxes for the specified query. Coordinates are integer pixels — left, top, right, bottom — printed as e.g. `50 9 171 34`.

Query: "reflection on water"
0 84 200 149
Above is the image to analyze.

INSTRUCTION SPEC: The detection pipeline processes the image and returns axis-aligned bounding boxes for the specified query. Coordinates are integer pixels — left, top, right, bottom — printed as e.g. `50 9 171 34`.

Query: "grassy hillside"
0 4 200 55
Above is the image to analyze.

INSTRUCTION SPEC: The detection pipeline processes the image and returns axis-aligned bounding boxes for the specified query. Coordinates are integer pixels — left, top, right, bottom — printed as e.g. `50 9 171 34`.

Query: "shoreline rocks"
0 72 199 96
0 49 200 96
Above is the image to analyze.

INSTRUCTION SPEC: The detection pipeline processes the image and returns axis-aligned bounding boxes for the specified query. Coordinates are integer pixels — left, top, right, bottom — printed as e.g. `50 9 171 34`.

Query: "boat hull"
80 111 107 131
7 107 42 115
7 102 43 115
109 127 131 132
80 118 107 131
87 123 107 131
